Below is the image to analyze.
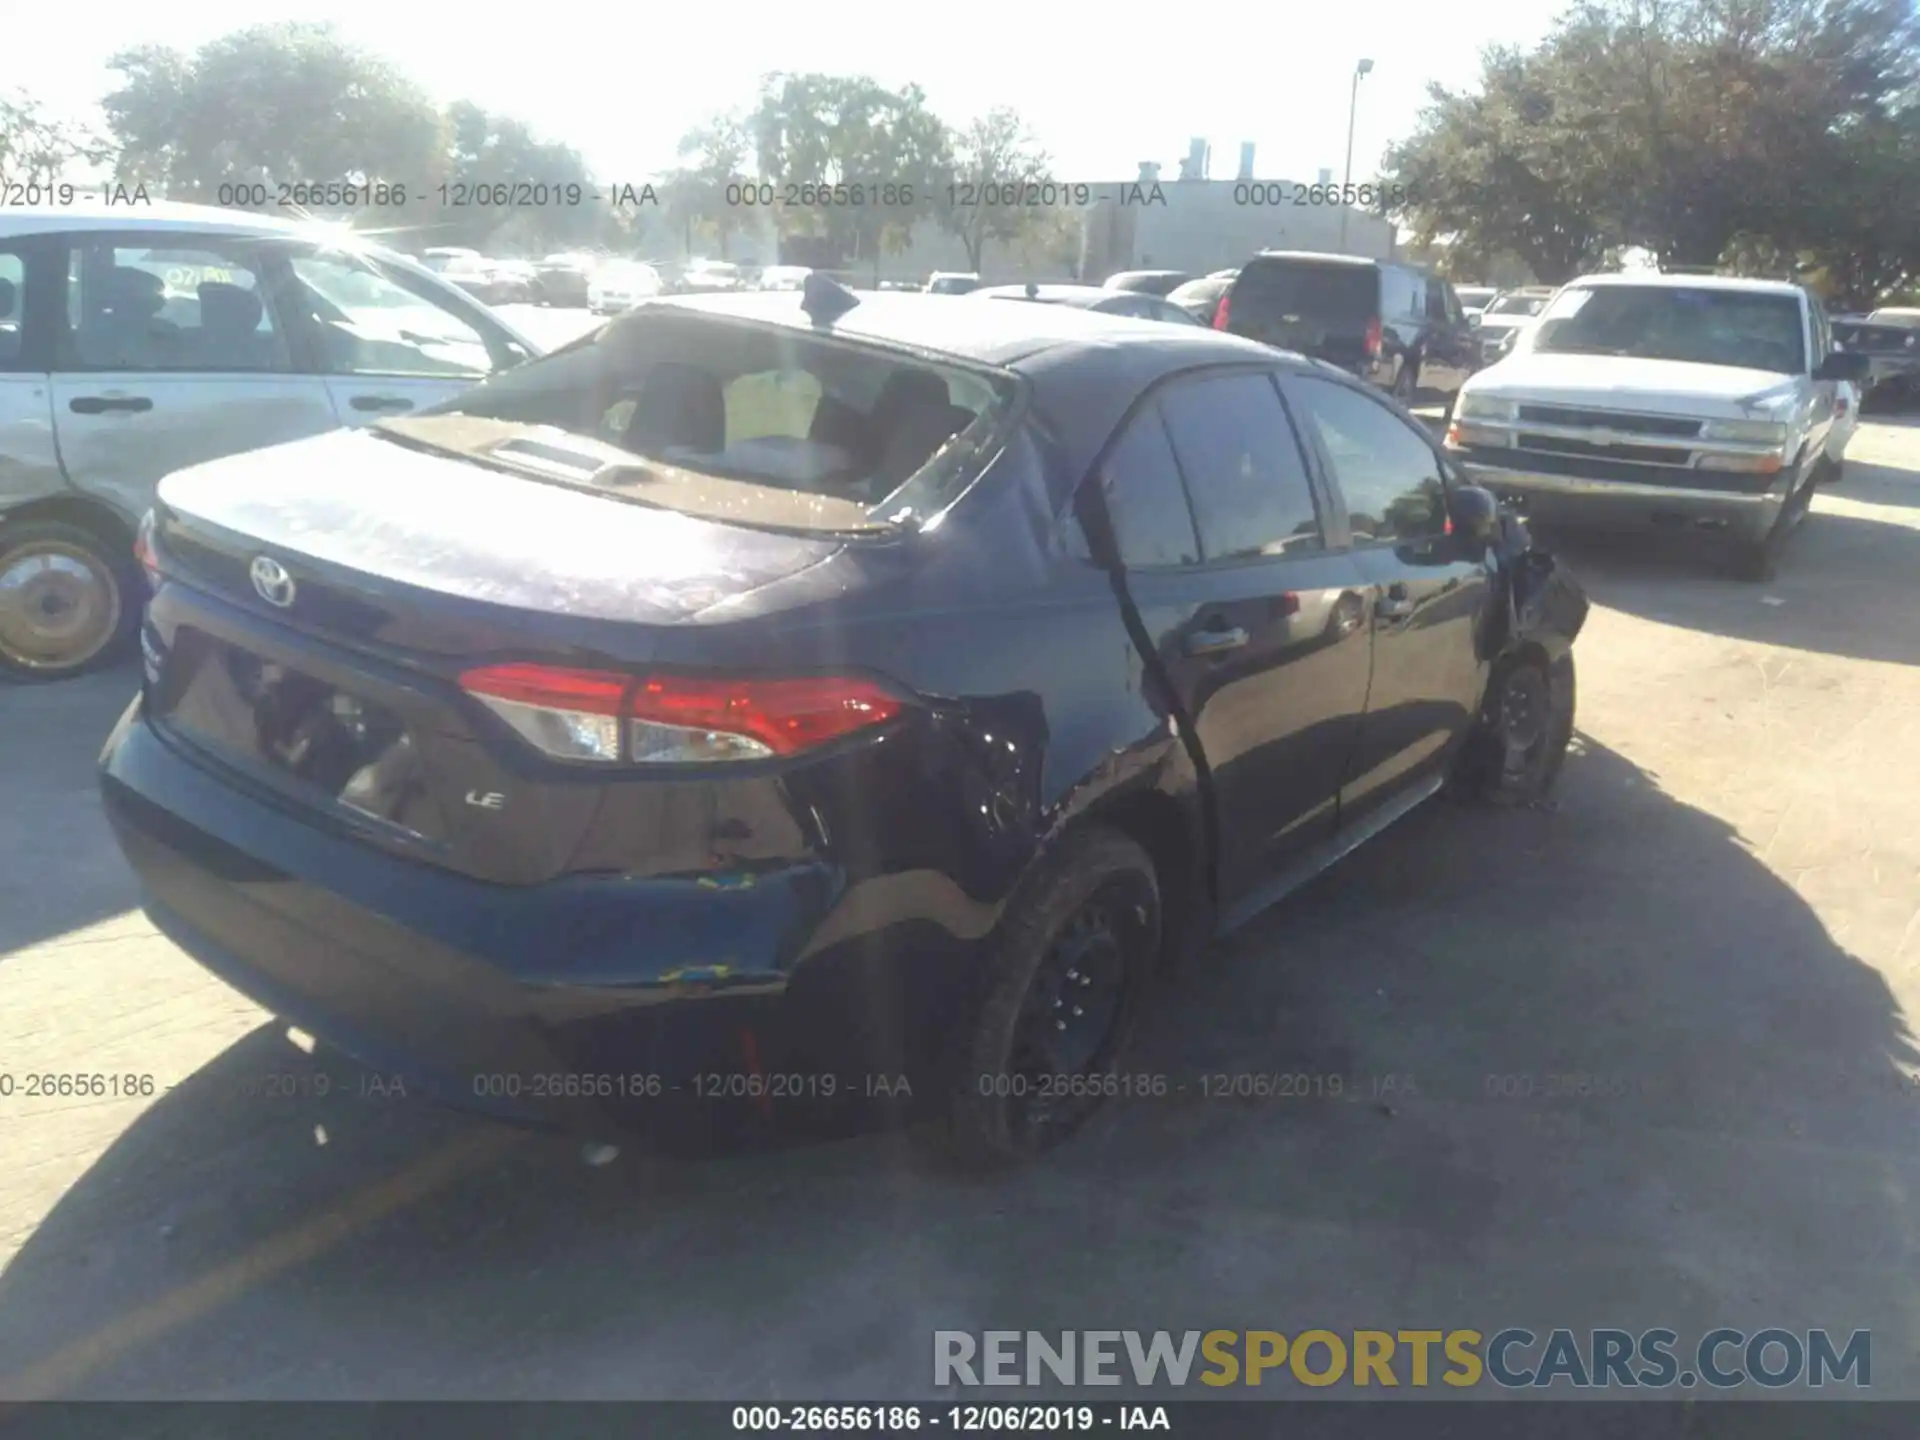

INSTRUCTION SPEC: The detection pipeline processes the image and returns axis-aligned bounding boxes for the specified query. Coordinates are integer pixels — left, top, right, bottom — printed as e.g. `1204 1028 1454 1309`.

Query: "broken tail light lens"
459 663 905 765
1364 317 1383 358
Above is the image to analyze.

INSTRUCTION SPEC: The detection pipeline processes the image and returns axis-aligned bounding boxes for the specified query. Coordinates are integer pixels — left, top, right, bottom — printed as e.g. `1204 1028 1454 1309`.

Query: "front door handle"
350 395 414 412
1185 624 1250 657
69 395 153 414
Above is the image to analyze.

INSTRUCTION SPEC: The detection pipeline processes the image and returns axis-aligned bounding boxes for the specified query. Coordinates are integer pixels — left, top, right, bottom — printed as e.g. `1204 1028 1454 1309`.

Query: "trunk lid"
145 425 851 886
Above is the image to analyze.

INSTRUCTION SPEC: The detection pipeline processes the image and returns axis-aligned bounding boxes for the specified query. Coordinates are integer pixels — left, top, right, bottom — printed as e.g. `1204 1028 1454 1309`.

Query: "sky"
9 0 1562 186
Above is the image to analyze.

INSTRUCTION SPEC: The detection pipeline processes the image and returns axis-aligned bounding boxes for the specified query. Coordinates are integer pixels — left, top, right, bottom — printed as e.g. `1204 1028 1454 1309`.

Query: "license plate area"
155 630 451 845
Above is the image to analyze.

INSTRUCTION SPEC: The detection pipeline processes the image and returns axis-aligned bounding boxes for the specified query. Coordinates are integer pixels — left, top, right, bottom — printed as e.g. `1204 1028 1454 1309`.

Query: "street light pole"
1340 57 1374 253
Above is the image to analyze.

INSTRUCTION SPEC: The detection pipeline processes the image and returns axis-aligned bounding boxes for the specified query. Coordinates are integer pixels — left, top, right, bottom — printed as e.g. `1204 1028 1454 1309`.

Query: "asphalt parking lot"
2 373 1918 1400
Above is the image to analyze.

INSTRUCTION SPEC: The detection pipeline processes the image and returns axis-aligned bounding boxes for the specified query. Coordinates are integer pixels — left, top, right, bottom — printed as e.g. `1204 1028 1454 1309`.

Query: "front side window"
1157 372 1323 561
64 238 289 372
286 249 517 378
1289 376 1447 546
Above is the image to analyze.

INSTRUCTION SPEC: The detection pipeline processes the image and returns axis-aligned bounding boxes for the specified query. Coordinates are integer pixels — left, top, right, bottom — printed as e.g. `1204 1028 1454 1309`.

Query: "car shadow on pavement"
2 735 1916 1400
0 662 144 957
1536 480 1920 667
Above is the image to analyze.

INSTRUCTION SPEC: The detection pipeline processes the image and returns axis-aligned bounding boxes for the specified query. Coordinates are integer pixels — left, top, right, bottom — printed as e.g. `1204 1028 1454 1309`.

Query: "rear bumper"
1457 462 1786 543
99 696 977 1137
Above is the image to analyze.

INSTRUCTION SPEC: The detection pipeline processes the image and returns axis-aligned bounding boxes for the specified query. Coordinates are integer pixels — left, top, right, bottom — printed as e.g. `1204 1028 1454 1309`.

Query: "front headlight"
1456 392 1517 423
1700 418 1789 445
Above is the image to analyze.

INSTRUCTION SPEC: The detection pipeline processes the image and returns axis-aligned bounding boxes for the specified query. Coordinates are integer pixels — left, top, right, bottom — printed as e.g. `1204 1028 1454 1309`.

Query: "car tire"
0 519 142 682
941 826 1161 1168
1452 651 1576 806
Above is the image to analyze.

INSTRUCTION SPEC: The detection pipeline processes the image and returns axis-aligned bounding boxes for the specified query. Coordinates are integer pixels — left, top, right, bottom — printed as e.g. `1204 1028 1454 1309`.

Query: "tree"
0 90 111 188
749 73 953 270
658 115 753 258
1382 0 1920 285
934 108 1053 270
102 23 444 204
436 100 603 252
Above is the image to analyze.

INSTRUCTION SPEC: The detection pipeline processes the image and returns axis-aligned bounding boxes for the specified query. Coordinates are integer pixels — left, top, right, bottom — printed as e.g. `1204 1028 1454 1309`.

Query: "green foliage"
1383 0 1920 300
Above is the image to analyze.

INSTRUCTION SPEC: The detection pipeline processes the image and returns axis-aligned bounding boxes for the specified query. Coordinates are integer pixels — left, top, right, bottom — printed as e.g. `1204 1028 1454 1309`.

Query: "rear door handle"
1185 624 1250 657
68 395 153 414
350 395 414 412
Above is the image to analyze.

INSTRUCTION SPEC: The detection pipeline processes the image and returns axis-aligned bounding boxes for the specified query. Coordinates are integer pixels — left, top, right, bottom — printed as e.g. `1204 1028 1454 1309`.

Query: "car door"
1420 277 1476 400
270 244 533 422
0 234 63 509
1094 368 1373 912
1803 298 1837 469
47 232 341 525
1281 371 1491 831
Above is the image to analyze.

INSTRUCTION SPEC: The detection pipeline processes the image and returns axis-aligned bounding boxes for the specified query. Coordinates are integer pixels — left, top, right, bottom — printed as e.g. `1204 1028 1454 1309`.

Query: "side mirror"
1447 484 1502 553
1469 312 1482 328
1815 349 1870 383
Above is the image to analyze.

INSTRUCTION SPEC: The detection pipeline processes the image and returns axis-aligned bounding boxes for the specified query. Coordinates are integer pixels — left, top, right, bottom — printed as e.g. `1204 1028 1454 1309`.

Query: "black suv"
1216 252 1480 411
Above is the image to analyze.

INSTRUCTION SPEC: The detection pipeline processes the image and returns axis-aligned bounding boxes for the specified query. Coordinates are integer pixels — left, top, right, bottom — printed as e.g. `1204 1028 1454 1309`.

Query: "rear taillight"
133 509 161 590
458 663 905 765
1364 317 1383 358
1212 293 1232 330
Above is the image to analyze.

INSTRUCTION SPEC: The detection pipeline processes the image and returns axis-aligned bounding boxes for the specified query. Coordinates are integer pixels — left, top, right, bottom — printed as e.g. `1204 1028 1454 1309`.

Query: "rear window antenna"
802 272 861 325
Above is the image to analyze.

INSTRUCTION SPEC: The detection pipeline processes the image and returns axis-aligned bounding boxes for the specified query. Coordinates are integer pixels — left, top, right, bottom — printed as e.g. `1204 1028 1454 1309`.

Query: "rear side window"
1381 269 1419 318
1158 372 1322 561
1233 261 1377 323
64 239 290 372
1288 376 1447 546
1094 412 1200 567
0 248 25 367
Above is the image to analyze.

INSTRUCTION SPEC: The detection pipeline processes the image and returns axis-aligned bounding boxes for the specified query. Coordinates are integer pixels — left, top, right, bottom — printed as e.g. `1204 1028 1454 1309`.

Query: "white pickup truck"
1443 273 1871 580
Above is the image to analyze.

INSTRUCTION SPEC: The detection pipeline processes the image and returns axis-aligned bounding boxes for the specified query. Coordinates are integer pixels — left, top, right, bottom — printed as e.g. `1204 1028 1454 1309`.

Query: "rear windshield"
410 303 1017 527
1232 260 1378 319
1485 293 1550 318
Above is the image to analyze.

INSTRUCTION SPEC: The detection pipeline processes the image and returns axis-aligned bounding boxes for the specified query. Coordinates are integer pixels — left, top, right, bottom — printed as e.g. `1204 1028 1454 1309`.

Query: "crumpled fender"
1484 512 1589 667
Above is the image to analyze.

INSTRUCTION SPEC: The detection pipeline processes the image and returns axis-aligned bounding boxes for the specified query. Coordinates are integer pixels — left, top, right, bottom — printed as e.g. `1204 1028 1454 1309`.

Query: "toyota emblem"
249 556 296 608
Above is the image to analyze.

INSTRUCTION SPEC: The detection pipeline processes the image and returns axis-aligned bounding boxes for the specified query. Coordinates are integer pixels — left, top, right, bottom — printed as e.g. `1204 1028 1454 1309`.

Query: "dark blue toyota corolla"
100 280 1586 1163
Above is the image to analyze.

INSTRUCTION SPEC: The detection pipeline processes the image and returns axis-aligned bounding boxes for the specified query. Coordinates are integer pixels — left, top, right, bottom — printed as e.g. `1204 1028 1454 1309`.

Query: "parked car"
1215 251 1481 411
1166 273 1235 326
1103 270 1194 298
1834 309 1920 407
1474 287 1557 365
0 202 541 678
587 260 664 314
101 284 1586 1165
532 254 597 307
421 246 483 274
1455 285 1499 318
926 271 981 295
678 260 745 294
1444 273 1869 581
757 265 813 292
488 261 540 305
973 282 1206 326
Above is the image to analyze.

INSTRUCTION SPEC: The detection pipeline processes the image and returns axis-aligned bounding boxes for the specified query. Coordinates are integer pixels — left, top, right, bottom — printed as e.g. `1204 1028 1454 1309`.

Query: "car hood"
155 427 847 625
1465 353 1800 417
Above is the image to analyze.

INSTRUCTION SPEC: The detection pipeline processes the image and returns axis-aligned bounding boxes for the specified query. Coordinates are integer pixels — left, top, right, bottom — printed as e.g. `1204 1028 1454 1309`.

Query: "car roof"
0 200 351 242
647 290 1294 480
1568 272 1805 298
1249 250 1389 268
